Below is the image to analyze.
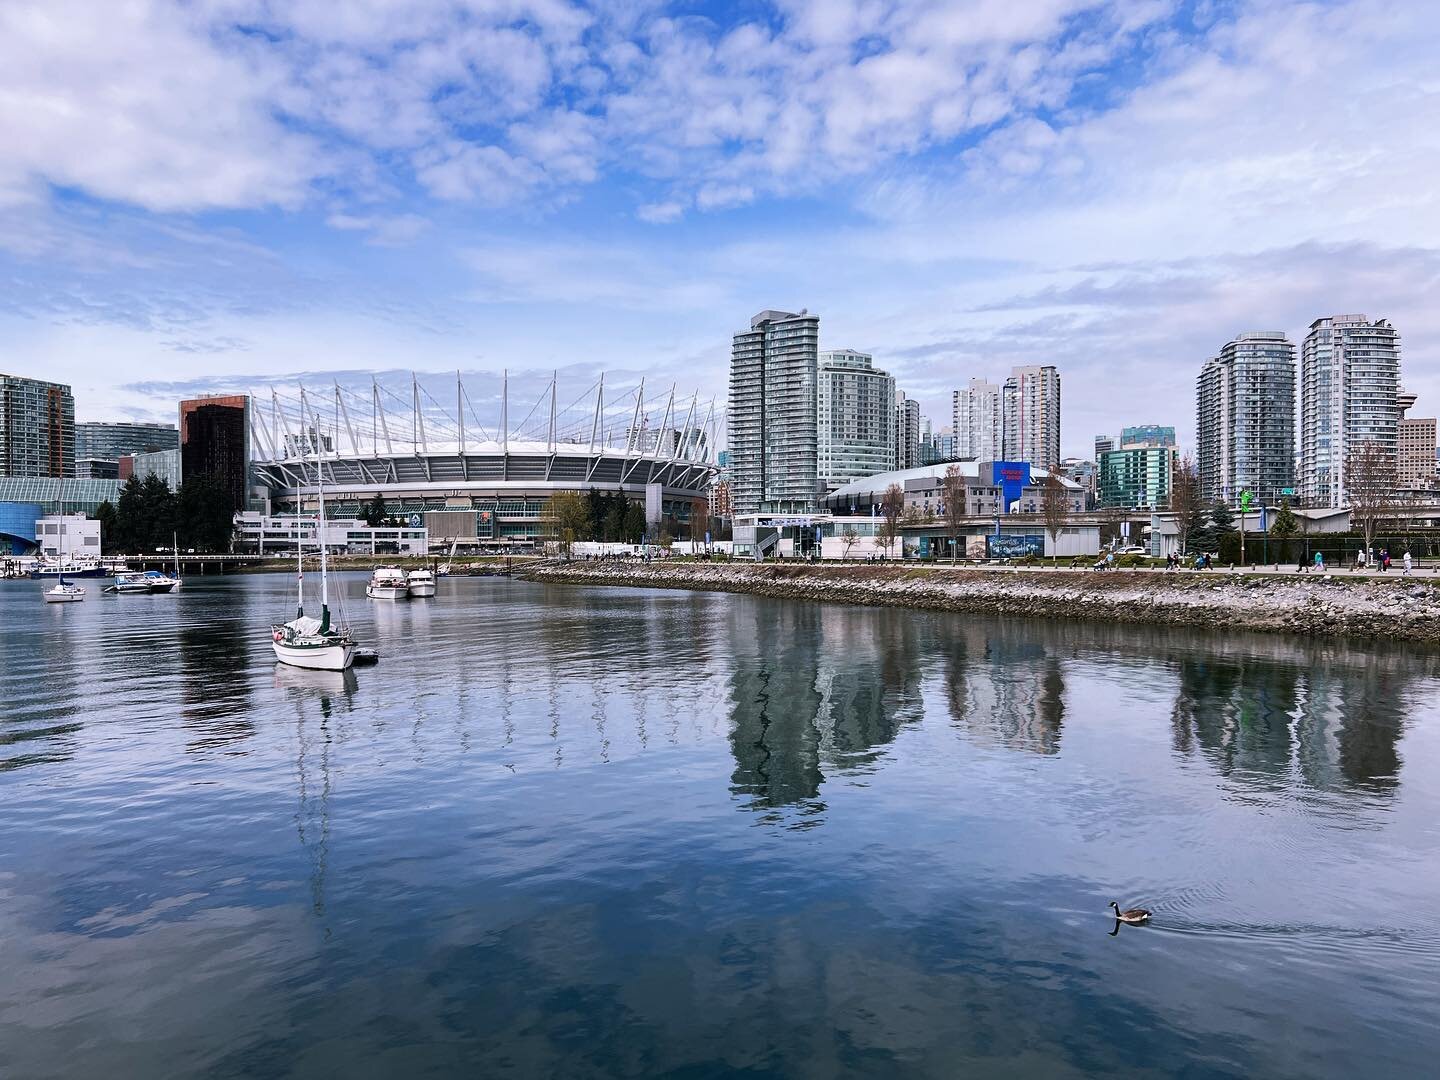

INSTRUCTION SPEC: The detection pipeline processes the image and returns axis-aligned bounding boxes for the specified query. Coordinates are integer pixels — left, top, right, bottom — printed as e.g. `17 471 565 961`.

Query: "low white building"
234 512 427 555
36 514 102 559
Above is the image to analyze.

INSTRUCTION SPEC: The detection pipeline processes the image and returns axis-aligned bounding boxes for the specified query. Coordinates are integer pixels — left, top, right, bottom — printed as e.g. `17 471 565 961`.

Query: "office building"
180 395 251 512
1002 365 1061 470
1197 331 1296 506
0 374 75 478
895 392 922 471
816 350 895 491
953 378 1003 461
1300 315 1401 507
1098 446 1178 509
121 448 182 492
729 310 820 514
75 421 178 462
77 458 120 479
1119 425 1176 448
1094 434 1115 459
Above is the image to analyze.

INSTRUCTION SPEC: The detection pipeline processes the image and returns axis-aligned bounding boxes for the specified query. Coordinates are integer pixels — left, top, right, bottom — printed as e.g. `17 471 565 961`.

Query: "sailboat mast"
315 414 329 613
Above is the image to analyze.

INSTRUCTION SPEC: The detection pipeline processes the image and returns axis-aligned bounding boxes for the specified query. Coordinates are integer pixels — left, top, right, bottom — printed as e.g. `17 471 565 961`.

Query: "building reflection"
1168 641 1409 796
727 602 923 818
177 607 257 752
943 624 1065 755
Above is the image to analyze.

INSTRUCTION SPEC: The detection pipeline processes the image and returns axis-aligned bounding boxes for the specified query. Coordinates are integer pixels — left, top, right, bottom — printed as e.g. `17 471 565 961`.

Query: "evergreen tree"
622 503 647 543
361 492 388 527
94 500 118 555
177 475 236 552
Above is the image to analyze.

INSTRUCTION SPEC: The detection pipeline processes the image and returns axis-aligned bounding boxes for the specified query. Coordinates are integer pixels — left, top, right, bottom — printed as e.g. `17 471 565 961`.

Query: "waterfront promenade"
522 559 1440 644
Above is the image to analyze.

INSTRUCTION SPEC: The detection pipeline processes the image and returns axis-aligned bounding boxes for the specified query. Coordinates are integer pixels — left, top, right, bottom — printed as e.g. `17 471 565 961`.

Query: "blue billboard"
991 461 1031 512
987 534 1043 558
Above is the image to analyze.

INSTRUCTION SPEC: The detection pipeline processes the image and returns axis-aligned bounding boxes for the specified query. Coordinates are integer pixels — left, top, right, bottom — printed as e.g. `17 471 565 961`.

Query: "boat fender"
273 630 284 642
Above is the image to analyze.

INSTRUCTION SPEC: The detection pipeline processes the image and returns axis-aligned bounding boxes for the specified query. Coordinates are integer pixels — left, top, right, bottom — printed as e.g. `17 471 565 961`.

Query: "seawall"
519 561 1440 644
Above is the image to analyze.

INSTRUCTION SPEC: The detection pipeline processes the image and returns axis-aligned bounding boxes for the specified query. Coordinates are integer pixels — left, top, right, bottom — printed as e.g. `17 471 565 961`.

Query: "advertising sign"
645 482 663 525
475 507 495 539
991 461 1032 512
407 513 423 529
986 534 1044 558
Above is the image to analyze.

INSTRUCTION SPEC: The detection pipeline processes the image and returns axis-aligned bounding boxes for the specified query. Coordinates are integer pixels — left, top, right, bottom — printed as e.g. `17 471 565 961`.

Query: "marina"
5 573 1440 1077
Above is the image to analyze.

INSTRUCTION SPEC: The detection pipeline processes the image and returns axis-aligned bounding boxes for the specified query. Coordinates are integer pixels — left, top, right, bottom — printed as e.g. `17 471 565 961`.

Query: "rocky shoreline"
519 561 1440 644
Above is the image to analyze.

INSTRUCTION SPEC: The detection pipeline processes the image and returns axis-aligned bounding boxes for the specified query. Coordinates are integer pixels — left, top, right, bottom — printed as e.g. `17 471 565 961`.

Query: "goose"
1109 901 1151 924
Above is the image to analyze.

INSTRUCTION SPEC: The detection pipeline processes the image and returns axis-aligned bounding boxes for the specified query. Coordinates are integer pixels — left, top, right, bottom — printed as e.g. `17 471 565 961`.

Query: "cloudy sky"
2 0 1437 455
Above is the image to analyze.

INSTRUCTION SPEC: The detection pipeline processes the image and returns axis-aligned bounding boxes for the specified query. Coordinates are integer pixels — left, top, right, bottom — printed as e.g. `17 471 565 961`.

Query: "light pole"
1239 490 1253 568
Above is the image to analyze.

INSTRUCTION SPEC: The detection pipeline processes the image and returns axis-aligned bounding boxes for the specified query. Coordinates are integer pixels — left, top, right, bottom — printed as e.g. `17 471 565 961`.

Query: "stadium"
249 372 718 549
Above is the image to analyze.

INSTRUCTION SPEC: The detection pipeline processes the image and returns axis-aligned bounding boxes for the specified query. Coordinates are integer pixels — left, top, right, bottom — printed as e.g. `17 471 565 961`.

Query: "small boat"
272 428 359 672
406 568 436 597
109 571 176 595
366 566 409 600
170 533 184 591
41 494 87 602
44 581 86 603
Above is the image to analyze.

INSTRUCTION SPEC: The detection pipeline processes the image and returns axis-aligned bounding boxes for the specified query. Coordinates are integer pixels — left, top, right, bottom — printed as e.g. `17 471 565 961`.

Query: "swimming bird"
1109 901 1151 924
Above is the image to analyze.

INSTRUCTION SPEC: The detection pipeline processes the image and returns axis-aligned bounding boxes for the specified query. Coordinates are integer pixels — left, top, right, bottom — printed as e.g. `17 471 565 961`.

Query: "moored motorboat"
366 566 409 599
406 568 436 597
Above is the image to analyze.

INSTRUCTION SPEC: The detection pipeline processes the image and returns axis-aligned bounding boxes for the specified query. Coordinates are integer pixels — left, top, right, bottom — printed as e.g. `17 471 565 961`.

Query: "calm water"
3 573 1440 1078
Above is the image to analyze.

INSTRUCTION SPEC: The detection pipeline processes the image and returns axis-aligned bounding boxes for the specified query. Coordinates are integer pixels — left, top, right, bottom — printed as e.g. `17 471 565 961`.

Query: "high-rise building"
817 350 896 491
729 310 820 514
0 374 75 478
1119 425 1176 448
1397 391 1437 490
179 395 251 512
1094 434 1115 459
1196 331 1296 506
75 421 178 462
894 392 922 471
121 448 182 492
1098 446 1178 509
953 378 1003 460
1001 365 1061 469
1300 315 1401 507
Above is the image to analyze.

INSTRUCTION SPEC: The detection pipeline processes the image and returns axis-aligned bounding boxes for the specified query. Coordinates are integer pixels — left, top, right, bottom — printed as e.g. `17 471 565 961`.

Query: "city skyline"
2 2 1439 454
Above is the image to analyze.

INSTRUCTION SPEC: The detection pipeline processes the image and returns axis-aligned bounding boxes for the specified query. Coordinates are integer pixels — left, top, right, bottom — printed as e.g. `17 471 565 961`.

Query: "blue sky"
2 0 1438 455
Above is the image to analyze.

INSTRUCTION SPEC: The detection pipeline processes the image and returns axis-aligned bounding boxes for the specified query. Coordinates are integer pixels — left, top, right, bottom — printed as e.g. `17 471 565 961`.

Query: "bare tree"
940 464 967 563
877 483 905 559
840 527 860 562
1347 439 1396 558
548 490 589 557
1169 453 1205 556
1041 473 1070 555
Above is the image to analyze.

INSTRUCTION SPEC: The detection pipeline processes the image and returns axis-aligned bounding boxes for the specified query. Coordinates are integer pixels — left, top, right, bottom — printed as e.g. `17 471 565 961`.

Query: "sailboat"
271 421 356 671
43 495 85 603
166 532 184 590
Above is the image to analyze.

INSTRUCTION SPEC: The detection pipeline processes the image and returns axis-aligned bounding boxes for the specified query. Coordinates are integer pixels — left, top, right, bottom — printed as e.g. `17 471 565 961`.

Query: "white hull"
44 587 86 603
407 582 436 597
366 584 409 599
272 639 356 670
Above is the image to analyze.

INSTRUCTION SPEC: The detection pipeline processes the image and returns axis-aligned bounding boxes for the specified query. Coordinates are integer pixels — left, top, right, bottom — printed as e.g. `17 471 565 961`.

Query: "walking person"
1404 550 1413 575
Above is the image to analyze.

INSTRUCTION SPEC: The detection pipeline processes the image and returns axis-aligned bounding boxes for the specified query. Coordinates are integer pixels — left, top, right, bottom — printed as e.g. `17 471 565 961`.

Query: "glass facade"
75 421 178 461
0 477 121 516
180 396 251 512
1300 316 1401 507
1098 447 1177 509
1119 425 1176 448
817 350 896 491
0 374 75 478
1197 332 1296 506
729 310 820 514
954 378 1003 460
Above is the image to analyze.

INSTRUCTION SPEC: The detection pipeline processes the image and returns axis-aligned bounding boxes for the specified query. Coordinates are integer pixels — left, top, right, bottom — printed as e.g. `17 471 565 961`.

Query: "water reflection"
728 604 927 818
1169 646 1409 798
944 623 1066 755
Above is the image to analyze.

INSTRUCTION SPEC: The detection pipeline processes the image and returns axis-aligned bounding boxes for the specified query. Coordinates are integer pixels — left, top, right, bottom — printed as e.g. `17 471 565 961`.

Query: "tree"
94 499 119 556
361 492 389 527
940 464 967 563
1346 439 1395 558
177 475 236 553
1269 499 1299 563
547 490 590 554
876 483 905 559
1169 454 1205 556
622 502 647 544
1041 473 1070 553
840 527 860 561
1198 502 1238 561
